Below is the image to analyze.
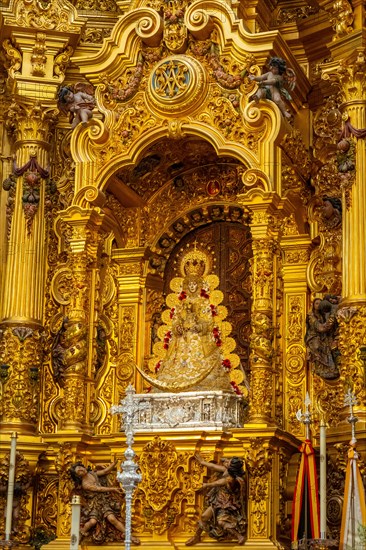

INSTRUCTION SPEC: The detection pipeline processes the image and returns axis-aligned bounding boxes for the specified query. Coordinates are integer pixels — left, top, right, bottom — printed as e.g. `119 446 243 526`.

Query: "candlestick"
5 432 17 542
319 419 327 540
70 495 81 550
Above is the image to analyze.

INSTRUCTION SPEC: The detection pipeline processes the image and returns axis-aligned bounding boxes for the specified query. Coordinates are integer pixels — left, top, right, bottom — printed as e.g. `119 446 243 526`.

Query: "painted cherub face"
269 64 279 75
65 91 74 103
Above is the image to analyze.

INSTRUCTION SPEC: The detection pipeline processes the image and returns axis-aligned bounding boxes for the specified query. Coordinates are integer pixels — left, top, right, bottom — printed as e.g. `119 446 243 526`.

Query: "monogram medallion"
153 59 189 98
148 55 206 115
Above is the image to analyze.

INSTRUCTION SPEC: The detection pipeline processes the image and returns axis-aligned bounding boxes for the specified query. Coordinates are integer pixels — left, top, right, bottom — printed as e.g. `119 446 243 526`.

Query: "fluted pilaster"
342 101 366 302
1 102 56 325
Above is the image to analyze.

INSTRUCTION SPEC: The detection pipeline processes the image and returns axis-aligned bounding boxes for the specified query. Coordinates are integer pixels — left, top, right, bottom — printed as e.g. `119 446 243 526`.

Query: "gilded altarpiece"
2 0 365 547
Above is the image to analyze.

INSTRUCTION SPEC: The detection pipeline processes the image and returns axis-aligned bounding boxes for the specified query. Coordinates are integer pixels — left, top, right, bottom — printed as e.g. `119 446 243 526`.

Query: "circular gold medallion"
148 55 206 116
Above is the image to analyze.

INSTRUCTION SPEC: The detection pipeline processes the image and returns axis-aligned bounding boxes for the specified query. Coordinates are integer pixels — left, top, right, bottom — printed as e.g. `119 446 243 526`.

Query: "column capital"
5 100 58 147
321 48 366 103
56 205 114 258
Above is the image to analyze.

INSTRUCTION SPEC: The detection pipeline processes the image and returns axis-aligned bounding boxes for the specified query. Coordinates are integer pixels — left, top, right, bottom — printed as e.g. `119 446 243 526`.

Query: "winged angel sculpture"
57 82 96 129
249 57 296 119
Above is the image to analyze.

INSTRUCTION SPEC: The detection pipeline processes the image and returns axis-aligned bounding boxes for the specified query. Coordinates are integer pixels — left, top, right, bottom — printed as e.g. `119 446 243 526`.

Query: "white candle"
319 420 327 540
5 432 18 541
70 495 81 550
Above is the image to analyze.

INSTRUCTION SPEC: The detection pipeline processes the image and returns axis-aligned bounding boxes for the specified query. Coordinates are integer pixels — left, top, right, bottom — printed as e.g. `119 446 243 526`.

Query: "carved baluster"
243 197 281 424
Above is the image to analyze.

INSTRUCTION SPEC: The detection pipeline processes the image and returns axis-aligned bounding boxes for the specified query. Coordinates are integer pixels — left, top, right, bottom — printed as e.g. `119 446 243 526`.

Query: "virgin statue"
139 243 247 396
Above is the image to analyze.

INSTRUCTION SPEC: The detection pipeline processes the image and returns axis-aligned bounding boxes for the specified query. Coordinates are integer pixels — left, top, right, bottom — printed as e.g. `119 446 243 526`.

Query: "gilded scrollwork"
30 33 47 76
244 439 272 538
338 305 366 407
53 45 73 80
247 235 276 422
5 101 57 143
55 443 81 537
276 5 318 25
96 95 158 165
75 0 118 10
329 0 354 41
0 452 32 543
287 297 304 344
312 377 342 428
307 196 342 294
80 27 112 44
285 345 305 385
280 130 312 181
0 327 42 426
321 51 366 102
198 87 247 145
287 387 304 436
10 0 81 32
134 437 196 534
2 38 22 78
34 464 58 532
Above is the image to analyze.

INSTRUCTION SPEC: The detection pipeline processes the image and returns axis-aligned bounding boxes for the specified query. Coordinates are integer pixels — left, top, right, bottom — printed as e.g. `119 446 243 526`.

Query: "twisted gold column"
55 207 111 432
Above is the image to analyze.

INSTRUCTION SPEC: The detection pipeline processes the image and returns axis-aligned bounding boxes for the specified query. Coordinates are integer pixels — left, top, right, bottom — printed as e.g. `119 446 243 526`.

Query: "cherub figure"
249 57 295 119
57 83 96 129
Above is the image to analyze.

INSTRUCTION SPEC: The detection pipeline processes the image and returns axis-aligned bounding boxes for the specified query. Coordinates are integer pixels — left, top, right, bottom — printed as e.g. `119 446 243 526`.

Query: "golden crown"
180 242 210 278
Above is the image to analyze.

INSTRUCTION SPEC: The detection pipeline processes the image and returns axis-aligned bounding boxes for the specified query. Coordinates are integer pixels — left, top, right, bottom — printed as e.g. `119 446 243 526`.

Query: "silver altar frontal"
126 390 246 431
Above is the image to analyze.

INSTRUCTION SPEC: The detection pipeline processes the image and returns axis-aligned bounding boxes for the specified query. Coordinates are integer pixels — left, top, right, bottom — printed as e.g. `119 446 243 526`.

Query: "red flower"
222 359 231 370
213 327 219 335
163 343 169 349
230 381 242 396
145 386 152 393
215 339 222 346
155 361 162 373
200 289 209 299
170 308 175 319
178 291 187 301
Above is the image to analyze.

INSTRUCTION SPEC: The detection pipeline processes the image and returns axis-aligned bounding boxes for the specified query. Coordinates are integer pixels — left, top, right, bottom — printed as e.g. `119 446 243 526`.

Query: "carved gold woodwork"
319 55 366 306
244 438 272 540
338 306 366 409
0 327 42 432
0 451 32 542
3 0 366 545
54 443 81 538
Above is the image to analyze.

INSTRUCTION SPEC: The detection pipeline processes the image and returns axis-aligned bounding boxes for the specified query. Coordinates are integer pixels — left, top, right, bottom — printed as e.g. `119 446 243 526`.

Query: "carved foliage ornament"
0 327 42 424
2 38 22 79
138 437 187 512
338 306 366 407
244 439 272 537
9 0 81 32
31 33 47 76
0 452 32 542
